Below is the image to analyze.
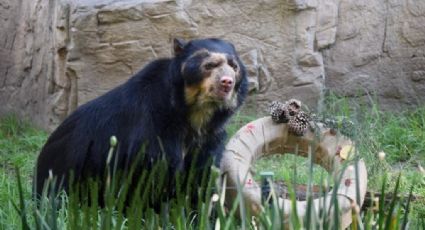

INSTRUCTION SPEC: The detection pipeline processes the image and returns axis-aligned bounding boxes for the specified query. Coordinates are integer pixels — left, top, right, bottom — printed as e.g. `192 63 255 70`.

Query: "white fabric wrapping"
220 117 367 228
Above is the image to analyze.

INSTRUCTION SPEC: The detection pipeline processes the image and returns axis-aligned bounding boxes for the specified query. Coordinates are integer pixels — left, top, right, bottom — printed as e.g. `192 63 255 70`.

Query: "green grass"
254 154 330 186
0 115 48 229
324 95 425 221
0 116 47 199
0 97 424 229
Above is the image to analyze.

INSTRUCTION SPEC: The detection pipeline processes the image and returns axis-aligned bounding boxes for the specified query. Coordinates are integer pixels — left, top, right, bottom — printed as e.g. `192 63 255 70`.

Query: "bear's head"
172 38 248 130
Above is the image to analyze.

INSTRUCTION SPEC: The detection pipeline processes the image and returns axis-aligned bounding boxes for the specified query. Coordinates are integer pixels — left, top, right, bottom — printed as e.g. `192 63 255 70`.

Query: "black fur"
34 38 248 206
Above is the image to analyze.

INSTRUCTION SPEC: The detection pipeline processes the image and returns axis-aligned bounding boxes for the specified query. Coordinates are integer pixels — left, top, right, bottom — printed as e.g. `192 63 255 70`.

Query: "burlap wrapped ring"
220 117 367 228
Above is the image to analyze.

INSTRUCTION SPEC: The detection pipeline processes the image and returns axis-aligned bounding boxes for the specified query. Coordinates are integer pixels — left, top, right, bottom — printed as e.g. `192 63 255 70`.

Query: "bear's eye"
204 62 220 70
228 59 238 71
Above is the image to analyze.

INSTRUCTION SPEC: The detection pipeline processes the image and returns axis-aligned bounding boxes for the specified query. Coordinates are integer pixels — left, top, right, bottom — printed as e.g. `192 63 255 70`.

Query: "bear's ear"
173 38 187 56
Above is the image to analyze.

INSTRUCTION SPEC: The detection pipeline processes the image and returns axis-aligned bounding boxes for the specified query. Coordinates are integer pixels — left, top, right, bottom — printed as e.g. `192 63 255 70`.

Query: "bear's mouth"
215 85 233 100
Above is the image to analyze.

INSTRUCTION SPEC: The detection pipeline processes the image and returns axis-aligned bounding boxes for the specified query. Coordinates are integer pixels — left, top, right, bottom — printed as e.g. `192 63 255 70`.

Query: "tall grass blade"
34 209 52 230
305 144 315 230
329 162 346 229
401 183 414 230
384 173 401 230
378 174 387 229
223 178 243 230
287 173 301 229
13 167 30 230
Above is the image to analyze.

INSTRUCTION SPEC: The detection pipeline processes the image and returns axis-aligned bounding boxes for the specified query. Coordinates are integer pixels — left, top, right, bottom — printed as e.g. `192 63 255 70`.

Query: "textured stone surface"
323 0 425 110
0 0 68 128
1 0 425 130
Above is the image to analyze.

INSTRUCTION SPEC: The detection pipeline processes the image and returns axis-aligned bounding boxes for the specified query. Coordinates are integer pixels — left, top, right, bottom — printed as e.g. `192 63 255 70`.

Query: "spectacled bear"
34 38 248 207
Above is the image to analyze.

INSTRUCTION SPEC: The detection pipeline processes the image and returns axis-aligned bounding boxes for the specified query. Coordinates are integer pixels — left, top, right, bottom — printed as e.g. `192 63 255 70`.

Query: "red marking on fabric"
244 123 255 133
344 179 351 187
247 178 253 185
336 146 342 155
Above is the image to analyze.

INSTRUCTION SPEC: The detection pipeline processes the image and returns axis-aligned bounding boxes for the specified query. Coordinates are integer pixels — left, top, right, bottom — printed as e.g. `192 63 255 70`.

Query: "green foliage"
371 107 425 163
0 115 48 229
323 94 425 227
0 97 424 229
254 154 330 185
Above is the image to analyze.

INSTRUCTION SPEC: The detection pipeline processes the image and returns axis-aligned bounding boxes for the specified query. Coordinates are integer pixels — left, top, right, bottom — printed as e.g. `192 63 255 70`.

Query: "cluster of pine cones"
269 99 355 137
269 99 310 136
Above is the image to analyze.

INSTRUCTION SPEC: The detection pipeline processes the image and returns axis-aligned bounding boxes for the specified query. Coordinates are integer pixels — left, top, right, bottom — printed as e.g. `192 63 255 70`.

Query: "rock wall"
1 0 424 130
323 0 425 110
0 0 72 128
67 0 316 117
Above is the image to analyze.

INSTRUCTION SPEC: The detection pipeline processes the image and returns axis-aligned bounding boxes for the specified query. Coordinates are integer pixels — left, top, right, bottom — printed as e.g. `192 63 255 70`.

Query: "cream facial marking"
183 52 240 131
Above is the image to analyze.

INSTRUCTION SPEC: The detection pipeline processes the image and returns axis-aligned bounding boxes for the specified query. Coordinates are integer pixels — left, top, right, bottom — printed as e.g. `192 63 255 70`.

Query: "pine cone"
269 101 289 123
288 111 310 136
286 99 301 116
